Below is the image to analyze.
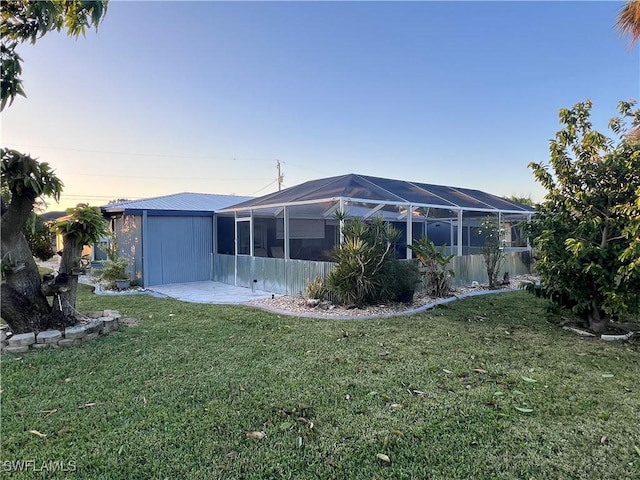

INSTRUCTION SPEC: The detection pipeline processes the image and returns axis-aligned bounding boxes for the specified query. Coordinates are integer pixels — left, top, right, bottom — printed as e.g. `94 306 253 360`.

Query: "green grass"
1 287 639 479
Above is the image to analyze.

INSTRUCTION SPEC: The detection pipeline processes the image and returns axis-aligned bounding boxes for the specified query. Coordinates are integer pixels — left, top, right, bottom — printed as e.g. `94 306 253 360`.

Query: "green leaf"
515 407 534 413
601 373 614 378
295 436 303 448
521 376 537 384
512 390 525 396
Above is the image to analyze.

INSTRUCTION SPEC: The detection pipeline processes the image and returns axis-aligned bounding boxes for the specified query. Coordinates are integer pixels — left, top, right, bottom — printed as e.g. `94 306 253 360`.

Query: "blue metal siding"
146 216 213 286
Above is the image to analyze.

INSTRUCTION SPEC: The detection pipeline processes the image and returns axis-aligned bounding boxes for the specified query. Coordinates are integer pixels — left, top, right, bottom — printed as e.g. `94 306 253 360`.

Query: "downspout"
406 204 413 259
339 198 345 245
142 210 148 287
234 211 238 286
457 210 463 256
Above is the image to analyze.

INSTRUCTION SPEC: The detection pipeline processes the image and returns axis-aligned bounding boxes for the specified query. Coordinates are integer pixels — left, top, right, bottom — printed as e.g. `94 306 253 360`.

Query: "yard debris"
29 430 47 438
79 402 97 409
376 453 391 465
245 430 266 440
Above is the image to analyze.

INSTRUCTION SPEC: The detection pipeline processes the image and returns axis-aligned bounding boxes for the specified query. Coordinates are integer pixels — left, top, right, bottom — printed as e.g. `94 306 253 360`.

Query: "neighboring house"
101 193 252 287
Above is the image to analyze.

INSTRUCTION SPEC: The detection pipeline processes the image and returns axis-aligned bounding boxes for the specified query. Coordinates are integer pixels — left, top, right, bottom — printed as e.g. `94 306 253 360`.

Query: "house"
214 173 536 294
101 193 252 287
216 173 535 259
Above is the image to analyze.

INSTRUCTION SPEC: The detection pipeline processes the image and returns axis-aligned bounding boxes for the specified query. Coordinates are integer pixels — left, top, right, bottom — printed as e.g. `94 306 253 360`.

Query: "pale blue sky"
2 0 638 211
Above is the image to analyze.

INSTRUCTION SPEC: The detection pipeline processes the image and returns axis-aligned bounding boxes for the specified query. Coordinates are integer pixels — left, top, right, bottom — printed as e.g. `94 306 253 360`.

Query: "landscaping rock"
64 325 88 340
58 338 80 347
102 317 119 333
562 326 596 337
0 326 8 342
601 332 634 342
103 310 122 319
8 332 36 347
85 319 103 335
32 343 50 350
37 330 62 344
84 311 106 319
4 345 29 354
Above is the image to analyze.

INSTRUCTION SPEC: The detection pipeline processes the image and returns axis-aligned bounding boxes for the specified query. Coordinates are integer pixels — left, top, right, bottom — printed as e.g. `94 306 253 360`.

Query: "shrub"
99 258 128 289
408 236 455 297
305 276 328 300
325 215 420 306
383 260 422 303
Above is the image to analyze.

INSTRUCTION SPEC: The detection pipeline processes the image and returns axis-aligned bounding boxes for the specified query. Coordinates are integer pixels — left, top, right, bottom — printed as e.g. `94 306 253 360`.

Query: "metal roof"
219 174 535 214
102 192 253 214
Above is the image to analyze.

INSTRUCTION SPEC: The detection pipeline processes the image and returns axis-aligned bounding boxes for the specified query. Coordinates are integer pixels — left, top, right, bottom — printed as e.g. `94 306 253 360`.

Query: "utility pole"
276 160 284 191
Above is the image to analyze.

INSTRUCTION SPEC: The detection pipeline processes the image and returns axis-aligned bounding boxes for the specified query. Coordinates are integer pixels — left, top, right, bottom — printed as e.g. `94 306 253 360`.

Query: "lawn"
1 287 639 479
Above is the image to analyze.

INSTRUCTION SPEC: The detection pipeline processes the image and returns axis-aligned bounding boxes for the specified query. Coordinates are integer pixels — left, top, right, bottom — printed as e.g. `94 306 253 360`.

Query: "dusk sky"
2 0 638 212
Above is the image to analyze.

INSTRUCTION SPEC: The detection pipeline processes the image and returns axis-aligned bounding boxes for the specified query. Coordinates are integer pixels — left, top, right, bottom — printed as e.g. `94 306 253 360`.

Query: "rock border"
1 310 122 354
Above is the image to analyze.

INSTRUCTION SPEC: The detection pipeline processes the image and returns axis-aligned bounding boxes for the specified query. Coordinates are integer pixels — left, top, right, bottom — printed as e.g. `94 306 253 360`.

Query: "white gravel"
248 274 540 319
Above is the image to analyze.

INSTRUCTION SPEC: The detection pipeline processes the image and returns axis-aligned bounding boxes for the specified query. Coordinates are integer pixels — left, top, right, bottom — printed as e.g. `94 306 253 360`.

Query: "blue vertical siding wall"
145 216 213 286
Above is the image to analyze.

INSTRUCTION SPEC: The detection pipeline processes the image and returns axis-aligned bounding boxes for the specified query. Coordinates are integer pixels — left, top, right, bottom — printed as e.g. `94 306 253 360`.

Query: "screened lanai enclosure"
215 174 535 295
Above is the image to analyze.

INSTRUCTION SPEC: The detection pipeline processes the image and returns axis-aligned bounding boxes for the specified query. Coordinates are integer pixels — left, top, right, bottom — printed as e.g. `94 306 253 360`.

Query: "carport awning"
217 173 536 215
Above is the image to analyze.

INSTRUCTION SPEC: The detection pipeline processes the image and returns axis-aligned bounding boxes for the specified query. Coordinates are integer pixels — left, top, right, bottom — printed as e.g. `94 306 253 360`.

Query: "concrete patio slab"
147 281 277 304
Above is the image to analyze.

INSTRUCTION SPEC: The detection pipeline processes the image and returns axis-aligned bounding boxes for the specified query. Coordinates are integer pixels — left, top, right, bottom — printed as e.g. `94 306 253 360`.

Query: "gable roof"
102 192 253 215
219 174 535 214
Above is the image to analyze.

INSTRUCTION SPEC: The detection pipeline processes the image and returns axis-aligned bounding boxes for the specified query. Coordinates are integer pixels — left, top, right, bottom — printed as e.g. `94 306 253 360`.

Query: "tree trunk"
588 300 610 334
50 234 83 328
1 231 53 334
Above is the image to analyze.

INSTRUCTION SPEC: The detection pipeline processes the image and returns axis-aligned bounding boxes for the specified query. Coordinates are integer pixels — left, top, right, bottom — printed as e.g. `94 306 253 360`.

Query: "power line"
3 142 279 162
249 180 277 196
57 172 267 181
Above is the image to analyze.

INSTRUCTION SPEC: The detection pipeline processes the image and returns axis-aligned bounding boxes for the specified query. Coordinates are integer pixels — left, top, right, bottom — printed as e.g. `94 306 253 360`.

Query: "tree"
25 212 55 261
1 0 108 109
528 100 640 333
617 0 640 46
477 216 506 289
505 195 535 207
1 1 108 334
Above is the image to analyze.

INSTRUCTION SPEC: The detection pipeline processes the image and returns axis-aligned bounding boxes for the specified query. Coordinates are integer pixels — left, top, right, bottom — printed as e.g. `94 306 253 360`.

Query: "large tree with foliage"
528 100 640 333
1 1 108 334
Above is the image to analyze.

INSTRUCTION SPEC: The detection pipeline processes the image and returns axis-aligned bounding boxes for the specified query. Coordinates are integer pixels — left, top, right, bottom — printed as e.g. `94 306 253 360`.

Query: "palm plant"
617 0 640 45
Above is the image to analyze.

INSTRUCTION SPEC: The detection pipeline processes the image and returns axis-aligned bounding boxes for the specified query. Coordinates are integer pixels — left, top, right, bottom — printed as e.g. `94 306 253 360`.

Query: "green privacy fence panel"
212 252 533 295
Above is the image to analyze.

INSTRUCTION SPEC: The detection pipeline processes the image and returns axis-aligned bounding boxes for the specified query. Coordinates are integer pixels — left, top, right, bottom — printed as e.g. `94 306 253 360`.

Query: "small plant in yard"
99 236 130 289
408 236 455 297
478 216 506 289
